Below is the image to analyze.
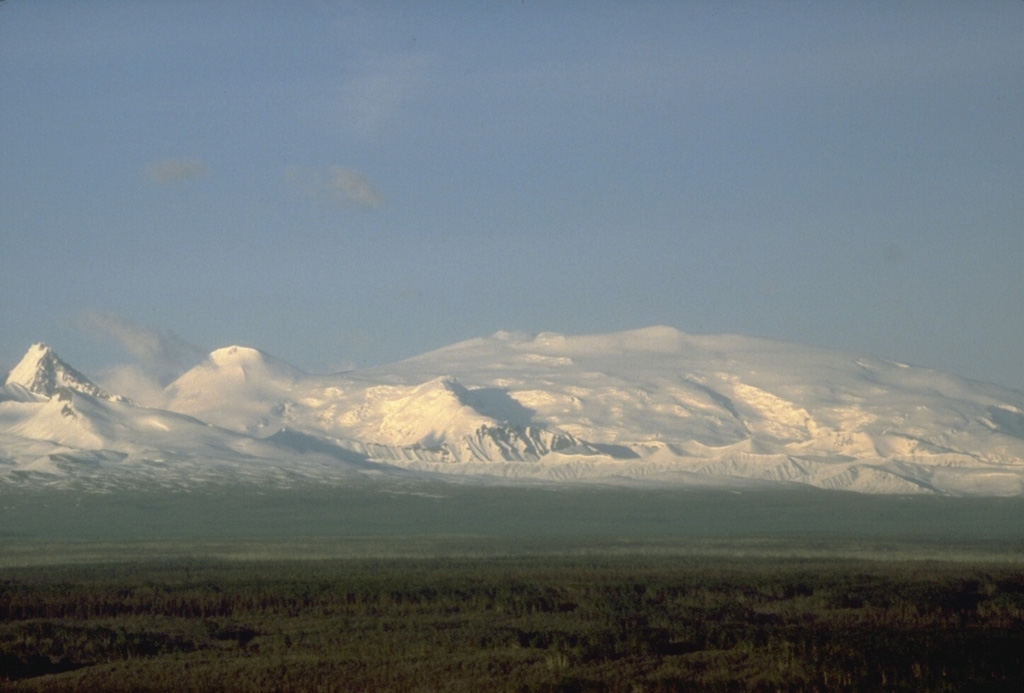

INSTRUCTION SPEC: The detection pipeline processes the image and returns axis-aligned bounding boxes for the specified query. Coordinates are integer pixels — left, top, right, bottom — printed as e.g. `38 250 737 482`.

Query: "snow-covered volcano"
4 327 1024 495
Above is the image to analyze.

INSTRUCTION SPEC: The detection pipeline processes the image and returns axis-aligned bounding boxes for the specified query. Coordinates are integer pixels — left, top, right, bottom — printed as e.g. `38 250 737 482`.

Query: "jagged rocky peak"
4 342 115 400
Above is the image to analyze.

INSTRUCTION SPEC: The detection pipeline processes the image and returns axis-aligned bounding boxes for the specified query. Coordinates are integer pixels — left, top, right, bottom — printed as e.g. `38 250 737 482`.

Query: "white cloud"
79 311 206 403
144 158 211 186
286 165 384 209
93 363 169 408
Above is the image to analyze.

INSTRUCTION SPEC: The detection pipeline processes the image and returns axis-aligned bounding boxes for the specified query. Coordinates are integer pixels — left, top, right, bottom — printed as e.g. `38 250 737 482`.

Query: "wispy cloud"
144 157 211 186
79 311 206 403
92 364 170 408
337 52 430 137
286 165 384 209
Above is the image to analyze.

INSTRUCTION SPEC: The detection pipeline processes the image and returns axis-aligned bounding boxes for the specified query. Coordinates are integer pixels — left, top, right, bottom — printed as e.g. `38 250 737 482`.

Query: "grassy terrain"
3 546 1024 691
5 484 1024 543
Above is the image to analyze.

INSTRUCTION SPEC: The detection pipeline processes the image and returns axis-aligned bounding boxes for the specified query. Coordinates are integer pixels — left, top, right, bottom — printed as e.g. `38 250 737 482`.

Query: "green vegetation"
4 551 1024 691
6 485 1024 545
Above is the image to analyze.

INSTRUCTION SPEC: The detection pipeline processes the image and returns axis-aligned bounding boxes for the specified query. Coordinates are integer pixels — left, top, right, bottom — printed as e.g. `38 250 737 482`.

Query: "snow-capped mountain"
4 327 1024 495
4 343 119 401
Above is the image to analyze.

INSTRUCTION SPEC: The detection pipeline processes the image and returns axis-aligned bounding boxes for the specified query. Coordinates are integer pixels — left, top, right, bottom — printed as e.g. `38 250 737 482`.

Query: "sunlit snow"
3 328 1024 495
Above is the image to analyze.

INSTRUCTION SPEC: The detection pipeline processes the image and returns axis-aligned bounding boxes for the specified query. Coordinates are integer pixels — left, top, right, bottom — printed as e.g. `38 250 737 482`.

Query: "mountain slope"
0 387 383 490
164 345 306 434
4 327 1024 495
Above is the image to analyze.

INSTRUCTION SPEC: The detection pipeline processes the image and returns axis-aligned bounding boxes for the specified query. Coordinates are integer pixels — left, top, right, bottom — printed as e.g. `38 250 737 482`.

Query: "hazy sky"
2 2 1023 393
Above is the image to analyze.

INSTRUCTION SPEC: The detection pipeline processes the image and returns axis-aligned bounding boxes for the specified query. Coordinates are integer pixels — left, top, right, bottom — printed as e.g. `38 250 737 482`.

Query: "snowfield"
4 326 1024 495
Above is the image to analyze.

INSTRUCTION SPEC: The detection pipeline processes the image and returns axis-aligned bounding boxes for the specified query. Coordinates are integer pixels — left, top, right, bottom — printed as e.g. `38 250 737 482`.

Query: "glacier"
4 327 1024 496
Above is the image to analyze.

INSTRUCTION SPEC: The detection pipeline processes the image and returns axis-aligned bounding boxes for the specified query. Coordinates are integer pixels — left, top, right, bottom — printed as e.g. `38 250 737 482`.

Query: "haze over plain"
1 2 1022 393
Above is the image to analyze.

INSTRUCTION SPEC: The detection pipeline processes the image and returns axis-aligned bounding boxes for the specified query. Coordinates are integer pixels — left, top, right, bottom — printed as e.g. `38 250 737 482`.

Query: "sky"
2 1 1023 397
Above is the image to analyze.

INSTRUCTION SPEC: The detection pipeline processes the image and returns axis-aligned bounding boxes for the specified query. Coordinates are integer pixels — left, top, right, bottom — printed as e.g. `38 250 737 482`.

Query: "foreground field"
3 546 1024 691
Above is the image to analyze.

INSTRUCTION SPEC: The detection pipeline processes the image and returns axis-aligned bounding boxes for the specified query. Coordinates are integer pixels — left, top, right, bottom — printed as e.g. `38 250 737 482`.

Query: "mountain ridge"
3 328 1024 495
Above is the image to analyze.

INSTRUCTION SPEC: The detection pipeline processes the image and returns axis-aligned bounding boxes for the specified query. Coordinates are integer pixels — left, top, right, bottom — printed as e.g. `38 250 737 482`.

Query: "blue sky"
2 1 1023 393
